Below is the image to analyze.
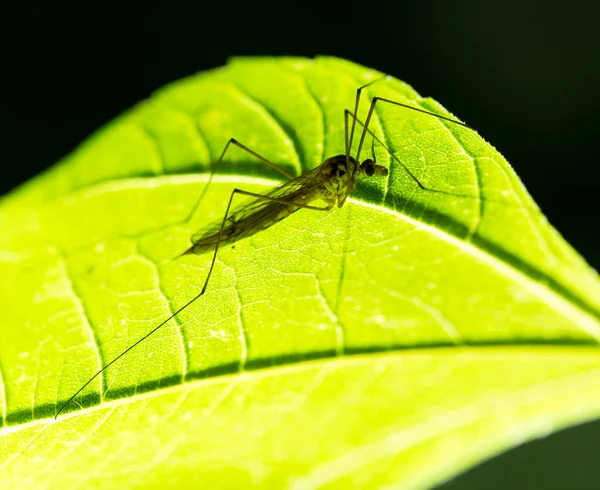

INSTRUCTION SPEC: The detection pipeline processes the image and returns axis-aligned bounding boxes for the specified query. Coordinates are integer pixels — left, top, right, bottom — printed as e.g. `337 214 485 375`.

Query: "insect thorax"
318 154 357 207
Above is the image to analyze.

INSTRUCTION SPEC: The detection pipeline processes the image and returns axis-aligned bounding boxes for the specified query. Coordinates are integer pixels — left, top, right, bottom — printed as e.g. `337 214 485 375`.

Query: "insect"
55 77 473 418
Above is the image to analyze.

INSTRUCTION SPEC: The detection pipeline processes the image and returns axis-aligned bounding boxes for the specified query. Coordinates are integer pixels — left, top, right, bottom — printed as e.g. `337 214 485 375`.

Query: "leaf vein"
138 126 166 176
432 118 483 240
0 359 6 427
224 81 303 176
51 407 116 469
276 63 328 169
55 251 105 399
354 198 600 337
282 66 326 166
222 263 249 370
134 246 188 382
381 285 463 344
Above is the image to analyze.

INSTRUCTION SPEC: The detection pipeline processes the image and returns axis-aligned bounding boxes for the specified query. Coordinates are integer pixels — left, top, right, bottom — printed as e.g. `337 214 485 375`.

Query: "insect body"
55 77 472 418
183 154 387 256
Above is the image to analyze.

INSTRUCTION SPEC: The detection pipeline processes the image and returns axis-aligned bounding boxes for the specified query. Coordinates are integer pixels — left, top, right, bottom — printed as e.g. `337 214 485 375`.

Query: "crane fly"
55 76 473 418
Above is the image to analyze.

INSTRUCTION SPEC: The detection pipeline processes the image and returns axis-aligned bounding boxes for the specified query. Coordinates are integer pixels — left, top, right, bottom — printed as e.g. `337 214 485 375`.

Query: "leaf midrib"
4 347 600 433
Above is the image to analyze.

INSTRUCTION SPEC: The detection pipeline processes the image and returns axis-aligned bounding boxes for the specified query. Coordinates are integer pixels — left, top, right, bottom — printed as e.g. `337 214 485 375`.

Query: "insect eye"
360 159 376 177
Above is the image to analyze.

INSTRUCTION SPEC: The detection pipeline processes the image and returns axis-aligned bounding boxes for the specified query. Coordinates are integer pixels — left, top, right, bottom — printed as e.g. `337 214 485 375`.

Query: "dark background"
2 1 599 488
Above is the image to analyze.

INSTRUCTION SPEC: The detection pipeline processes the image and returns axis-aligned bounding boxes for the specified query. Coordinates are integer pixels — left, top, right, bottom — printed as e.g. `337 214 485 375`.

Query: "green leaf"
1 56 599 488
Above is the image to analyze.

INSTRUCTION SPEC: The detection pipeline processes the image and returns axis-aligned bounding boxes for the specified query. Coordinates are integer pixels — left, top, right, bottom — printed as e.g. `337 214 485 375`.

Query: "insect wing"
189 166 326 253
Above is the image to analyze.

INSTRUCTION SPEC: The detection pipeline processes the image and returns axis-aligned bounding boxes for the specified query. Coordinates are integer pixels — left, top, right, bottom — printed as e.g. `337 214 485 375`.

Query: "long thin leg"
186 138 296 223
346 77 387 171
201 188 330 294
345 109 482 200
355 96 474 166
345 108 486 242
55 188 329 419
344 109 424 190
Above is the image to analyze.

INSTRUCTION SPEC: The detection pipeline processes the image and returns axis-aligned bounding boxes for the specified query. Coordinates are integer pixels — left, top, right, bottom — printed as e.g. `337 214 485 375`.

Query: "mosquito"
55 77 473 418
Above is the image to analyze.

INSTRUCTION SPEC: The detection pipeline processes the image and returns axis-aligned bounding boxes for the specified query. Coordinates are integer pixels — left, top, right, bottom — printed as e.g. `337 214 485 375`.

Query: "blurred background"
1 1 599 487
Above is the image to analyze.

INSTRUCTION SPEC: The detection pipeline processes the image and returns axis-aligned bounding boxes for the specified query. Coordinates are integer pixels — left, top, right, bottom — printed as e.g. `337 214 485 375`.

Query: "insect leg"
345 108 480 198
346 77 387 171
344 109 485 239
186 138 296 223
355 96 475 166
201 188 330 294
344 109 425 190
55 188 329 418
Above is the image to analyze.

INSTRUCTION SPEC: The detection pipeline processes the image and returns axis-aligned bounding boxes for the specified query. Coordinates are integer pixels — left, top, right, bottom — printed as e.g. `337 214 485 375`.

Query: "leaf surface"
1 56 599 489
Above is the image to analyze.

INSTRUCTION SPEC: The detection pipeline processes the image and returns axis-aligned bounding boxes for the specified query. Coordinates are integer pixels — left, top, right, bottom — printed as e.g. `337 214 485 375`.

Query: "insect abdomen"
262 205 299 230
183 204 301 257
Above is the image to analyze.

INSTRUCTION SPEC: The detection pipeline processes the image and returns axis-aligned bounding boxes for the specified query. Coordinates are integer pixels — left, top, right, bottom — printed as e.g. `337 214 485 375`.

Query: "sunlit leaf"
1 56 599 489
